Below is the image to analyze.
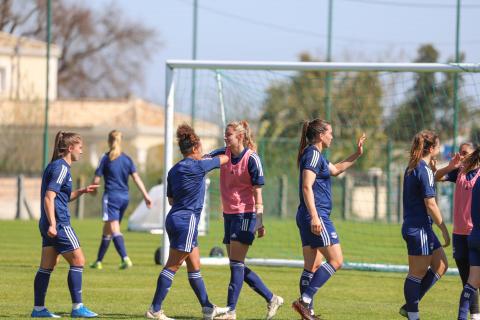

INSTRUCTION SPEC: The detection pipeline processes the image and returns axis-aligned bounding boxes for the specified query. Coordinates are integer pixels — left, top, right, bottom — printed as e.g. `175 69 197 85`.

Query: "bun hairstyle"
407 130 439 173
108 130 122 161
51 131 82 162
226 120 257 151
176 123 200 156
297 119 330 167
462 146 480 174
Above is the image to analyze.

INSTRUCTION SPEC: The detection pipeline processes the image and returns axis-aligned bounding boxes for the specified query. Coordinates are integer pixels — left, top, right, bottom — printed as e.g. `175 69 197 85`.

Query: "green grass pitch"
0 218 460 319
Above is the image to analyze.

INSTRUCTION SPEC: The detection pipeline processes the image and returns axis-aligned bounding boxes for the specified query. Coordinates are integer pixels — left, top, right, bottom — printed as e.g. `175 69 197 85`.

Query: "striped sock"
244 266 273 302
68 266 83 304
34 268 53 307
151 268 176 312
404 275 422 313
96 235 111 262
459 283 478 320
227 260 245 310
188 270 213 308
112 233 127 259
299 269 314 309
302 263 336 303
419 268 441 300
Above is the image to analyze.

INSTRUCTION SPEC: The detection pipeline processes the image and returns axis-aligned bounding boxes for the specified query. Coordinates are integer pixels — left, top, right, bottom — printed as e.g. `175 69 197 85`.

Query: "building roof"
0 31 61 57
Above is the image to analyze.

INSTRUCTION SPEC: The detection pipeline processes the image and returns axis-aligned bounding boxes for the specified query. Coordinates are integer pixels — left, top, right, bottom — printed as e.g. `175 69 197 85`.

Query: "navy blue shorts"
402 225 441 256
166 211 199 253
102 193 129 222
296 213 339 248
468 231 480 266
453 233 469 260
42 224 81 254
223 212 256 245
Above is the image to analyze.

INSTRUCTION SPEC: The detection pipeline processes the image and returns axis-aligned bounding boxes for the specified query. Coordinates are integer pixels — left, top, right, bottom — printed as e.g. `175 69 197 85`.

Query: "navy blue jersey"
95 153 136 193
40 158 72 231
208 147 264 186
445 168 478 183
297 145 332 217
467 169 480 228
167 157 221 215
403 160 436 227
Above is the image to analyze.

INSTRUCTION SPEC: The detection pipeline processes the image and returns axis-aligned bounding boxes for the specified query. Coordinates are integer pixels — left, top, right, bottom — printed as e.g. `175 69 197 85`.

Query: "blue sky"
94 0 480 104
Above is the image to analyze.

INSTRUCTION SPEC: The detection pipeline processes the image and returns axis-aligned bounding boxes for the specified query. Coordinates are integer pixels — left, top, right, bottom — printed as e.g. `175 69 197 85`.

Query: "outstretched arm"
330 133 366 176
434 153 461 182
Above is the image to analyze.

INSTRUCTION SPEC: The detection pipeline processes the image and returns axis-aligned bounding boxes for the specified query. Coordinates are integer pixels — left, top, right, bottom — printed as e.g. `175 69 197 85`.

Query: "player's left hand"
144 195 153 208
357 133 367 155
257 226 265 238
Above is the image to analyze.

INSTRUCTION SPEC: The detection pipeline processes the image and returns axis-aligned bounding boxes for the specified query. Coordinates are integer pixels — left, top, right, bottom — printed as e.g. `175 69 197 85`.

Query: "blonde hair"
226 120 256 151
108 130 122 161
407 130 438 173
297 119 330 167
51 131 82 162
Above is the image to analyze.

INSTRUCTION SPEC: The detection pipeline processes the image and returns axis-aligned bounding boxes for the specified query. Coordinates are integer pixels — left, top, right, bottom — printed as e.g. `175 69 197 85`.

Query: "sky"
93 0 480 105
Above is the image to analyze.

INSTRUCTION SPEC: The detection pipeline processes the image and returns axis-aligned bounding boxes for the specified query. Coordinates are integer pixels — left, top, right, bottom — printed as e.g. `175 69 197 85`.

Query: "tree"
0 0 160 98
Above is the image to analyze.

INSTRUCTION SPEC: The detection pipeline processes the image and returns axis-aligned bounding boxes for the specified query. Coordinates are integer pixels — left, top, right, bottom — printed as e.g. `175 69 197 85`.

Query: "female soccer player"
291 119 366 320
145 124 229 320
31 131 99 318
90 130 152 270
431 142 479 319
457 147 480 319
208 120 284 320
400 130 450 320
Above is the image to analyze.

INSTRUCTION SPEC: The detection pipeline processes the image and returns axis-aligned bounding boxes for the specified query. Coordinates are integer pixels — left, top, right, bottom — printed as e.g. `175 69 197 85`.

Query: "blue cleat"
31 308 61 318
71 305 98 318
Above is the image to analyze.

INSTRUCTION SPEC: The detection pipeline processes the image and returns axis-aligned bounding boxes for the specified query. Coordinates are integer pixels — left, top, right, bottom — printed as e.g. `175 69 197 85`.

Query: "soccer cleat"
213 310 236 320
89 261 103 270
266 295 284 319
31 308 61 318
145 309 174 320
399 304 407 318
202 305 229 320
292 298 316 320
71 305 98 318
120 257 133 269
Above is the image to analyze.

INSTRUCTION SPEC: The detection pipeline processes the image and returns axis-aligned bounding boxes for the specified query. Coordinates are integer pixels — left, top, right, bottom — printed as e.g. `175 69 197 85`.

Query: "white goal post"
162 60 480 269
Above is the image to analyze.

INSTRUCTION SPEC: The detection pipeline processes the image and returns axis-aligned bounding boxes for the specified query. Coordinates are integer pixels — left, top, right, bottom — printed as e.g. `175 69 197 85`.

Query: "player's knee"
330 257 343 270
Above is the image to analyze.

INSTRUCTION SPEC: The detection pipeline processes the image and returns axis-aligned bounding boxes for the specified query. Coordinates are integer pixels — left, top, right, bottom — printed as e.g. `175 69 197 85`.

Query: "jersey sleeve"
94 154 107 177
198 157 221 173
127 155 137 174
445 168 459 183
301 148 321 175
46 164 68 193
206 147 226 158
248 152 265 186
419 166 436 198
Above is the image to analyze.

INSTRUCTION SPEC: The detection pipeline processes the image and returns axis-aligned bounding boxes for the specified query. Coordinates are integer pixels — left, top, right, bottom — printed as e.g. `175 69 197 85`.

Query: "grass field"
0 218 460 319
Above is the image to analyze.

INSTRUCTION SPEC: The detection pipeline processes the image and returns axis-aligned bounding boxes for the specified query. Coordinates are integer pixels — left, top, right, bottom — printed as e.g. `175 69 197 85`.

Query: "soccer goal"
161 60 480 272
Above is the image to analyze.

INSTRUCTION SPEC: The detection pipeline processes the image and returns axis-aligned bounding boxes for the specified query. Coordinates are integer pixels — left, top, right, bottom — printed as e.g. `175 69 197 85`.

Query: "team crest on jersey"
69 177 72 182
331 232 338 239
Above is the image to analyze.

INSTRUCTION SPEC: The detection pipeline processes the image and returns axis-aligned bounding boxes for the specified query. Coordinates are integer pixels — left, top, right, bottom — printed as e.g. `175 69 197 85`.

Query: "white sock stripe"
161 270 175 280
302 272 313 278
64 226 80 249
188 272 202 277
38 268 52 274
56 165 67 184
230 262 245 267
322 263 336 275
434 272 441 280
466 284 477 291
70 268 83 273
407 275 422 283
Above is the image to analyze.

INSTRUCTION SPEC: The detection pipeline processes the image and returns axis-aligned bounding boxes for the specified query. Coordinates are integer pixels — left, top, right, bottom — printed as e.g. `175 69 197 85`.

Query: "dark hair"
176 123 200 156
462 147 480 174
51 131 82 162
407 130 438 173
297 119 330 166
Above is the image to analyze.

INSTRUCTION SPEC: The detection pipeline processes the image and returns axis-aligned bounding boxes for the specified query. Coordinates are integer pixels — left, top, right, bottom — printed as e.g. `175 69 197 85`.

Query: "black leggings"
456 257 480 314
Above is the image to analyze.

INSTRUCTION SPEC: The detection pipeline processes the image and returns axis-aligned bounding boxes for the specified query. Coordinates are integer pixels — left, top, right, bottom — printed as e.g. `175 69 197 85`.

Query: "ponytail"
51 131 82 162
108 130 122 161
296 119 331 167
407 130 438 173
462 147 480 174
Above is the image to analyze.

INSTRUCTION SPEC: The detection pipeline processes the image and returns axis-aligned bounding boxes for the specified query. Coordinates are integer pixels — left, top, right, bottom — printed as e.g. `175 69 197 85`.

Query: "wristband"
255 204 264 214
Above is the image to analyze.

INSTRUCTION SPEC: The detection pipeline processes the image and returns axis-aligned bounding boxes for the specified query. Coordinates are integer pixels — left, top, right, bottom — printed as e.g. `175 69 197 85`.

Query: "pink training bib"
220 148 255 214
453 168 480 235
